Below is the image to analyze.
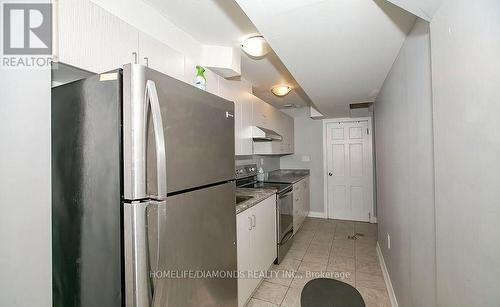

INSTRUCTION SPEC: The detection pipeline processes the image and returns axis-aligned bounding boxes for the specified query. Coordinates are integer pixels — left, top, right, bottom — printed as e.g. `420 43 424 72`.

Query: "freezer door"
150 182 238 307
123 64 235 197
52 72 123 307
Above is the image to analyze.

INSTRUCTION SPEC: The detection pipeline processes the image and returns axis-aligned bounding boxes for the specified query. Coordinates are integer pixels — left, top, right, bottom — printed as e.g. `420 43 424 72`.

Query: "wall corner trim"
376 243 399 307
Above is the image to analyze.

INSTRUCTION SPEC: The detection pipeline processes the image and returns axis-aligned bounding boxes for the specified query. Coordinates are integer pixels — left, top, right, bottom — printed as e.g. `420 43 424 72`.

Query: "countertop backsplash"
235 155 280 173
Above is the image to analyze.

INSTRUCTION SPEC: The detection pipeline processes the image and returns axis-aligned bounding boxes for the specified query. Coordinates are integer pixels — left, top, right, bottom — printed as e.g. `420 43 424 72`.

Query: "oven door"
278 188 293 242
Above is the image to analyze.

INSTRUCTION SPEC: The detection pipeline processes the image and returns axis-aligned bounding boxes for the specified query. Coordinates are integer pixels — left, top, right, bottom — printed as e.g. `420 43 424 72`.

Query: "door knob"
329 172 333 176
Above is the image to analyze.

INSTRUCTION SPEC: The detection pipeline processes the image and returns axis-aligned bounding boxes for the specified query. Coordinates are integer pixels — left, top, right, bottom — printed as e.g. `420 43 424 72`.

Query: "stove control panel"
235 164 258 179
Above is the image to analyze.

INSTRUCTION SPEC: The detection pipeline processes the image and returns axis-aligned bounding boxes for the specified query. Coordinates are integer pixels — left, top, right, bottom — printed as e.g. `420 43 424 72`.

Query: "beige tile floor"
247 218 391 307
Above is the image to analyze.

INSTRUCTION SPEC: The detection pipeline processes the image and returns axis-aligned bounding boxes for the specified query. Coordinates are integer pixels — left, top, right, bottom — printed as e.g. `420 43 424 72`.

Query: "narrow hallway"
249 218 389 307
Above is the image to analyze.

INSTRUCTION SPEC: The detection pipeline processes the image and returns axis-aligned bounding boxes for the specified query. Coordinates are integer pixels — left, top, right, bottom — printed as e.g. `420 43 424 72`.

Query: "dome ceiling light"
241 36 270 57
271 85 292 97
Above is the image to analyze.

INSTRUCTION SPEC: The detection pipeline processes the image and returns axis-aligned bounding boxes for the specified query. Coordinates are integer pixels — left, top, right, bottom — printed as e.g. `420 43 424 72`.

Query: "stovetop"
235 164 293 194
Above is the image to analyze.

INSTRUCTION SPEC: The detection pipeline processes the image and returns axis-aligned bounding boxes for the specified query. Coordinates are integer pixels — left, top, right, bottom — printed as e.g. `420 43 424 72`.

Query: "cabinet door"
277 111 294 154
253 196 277 271
138 32 184 80
234 100 244 156
252 98 267 128
293 183 301 233
294 179 310 233
57 0 139 73
266 104 281 132
220 79 253 156
240 95 254 155
285 114 295 153
219 78 240 155
303 178 310 216
237 209 255 307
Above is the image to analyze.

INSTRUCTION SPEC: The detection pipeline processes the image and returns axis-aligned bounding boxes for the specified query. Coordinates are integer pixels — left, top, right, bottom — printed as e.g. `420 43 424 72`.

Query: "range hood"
252 126 282 142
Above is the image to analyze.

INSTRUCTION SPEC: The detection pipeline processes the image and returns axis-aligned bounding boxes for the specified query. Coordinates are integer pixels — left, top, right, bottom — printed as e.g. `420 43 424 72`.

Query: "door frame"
322 117 376 223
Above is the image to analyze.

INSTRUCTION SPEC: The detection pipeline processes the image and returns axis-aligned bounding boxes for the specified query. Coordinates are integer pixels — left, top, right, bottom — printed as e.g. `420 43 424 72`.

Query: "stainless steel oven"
276 186 294 263
235 164 294 264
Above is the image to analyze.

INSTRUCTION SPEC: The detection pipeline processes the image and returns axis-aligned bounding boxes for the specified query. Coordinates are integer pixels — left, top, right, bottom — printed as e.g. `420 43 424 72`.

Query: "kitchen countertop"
236 188 276 214
265 169 310 184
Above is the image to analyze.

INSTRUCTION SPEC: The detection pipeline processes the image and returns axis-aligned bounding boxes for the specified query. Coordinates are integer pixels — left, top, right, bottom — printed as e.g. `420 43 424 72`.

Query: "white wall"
0 69 52 305
375 19 436 307
280 108 325 216
430 1 500 305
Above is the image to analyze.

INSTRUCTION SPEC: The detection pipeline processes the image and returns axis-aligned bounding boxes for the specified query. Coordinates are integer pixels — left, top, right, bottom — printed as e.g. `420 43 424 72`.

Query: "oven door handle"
279 190 293 199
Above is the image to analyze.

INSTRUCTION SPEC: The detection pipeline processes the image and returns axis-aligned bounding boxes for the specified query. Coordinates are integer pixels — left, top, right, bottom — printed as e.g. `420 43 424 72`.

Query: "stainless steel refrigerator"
52 64 237 307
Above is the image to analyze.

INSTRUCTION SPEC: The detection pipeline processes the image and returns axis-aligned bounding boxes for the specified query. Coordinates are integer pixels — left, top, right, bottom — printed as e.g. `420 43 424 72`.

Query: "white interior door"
326 119 374 222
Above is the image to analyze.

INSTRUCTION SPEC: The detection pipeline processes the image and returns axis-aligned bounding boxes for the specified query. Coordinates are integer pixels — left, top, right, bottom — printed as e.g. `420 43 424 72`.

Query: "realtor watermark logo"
1 2 52 68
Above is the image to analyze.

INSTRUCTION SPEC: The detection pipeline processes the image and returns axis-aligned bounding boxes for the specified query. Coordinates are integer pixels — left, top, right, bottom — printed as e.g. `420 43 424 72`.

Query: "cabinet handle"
252 214 256 228
144 57 149 67
248 216 252 230
132 52 138 64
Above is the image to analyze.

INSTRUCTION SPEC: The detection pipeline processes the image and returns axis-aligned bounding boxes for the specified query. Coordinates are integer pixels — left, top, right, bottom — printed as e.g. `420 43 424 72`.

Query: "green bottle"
194 65 206 91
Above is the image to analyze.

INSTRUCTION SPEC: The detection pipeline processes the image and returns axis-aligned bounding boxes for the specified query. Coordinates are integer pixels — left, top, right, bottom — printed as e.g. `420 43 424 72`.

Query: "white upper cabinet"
55 0 139 73
252 97 270 128
137 32 184 80
56 0 184 80
219 78 253 156
252 98 294 155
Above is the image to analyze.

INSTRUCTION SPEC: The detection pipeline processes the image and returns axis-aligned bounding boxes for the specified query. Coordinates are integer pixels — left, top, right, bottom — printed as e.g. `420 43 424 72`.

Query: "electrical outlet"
260 158 264 165
387 233 391 249
301 155 311 162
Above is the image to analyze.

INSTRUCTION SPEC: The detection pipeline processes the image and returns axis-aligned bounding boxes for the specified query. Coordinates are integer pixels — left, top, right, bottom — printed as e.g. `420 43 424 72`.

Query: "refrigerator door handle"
145 80 167 200
124 201 152 307
125 199 167 307
149 199 167 305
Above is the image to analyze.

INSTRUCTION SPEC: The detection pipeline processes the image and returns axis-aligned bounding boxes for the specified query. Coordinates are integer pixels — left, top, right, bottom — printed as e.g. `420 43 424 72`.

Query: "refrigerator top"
122 64 235 200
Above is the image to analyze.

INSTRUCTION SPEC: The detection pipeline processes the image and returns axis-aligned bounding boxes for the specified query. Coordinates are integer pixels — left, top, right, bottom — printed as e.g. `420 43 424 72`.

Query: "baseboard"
307 211 327 218
376 243 399 307
307 211 377 222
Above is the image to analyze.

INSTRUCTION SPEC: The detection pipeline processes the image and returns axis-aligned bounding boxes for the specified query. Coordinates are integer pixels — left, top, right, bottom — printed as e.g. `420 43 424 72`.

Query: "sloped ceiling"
235 0 416 117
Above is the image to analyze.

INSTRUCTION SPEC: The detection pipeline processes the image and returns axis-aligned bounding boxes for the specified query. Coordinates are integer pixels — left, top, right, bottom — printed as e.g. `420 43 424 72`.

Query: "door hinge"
367 128 369 135
369 212 371 220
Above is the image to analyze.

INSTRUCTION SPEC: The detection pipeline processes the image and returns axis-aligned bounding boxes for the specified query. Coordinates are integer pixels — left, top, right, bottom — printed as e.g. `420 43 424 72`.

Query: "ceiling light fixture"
241 36 270 57
271 85 292 97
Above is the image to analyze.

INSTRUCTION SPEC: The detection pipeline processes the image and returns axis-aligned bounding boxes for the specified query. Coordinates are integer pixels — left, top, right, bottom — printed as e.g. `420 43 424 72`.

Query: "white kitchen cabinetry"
237 195 277 307
237 94 254 156
56 0 185 80
252 97 274 129
293 177 310 234
137 32 184 80
220 79 253 156
252 98 295 155
283 114 295 154
56 0 139 73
